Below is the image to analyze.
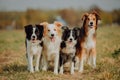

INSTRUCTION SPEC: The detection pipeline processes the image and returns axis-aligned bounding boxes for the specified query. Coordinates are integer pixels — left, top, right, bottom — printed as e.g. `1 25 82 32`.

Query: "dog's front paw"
54 70 58 75
78 69 83 73
59 70 63 74
70 71 74 75
35 68 39 72
30 70 34 73
42 67 47 71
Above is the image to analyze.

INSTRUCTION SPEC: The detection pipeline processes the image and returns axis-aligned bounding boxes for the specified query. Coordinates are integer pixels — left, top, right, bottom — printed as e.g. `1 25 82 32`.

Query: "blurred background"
0 0 120 29
0 1 120 79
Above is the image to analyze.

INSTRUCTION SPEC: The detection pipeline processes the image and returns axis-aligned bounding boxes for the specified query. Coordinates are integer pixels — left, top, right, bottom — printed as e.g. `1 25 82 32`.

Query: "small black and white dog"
24 24 44 73
59 26 80 74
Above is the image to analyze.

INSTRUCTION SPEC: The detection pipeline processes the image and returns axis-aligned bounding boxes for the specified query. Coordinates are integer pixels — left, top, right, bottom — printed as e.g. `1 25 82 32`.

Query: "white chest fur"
62 43 76 54
27 40 42 55
31 44 42 55
44 37 61 60
84 29 95 50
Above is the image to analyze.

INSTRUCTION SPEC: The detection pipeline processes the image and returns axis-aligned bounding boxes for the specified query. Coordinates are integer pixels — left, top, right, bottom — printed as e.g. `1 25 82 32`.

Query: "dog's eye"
35 30 39 34
48 29 50 32
54 29 56 31
35 32 39 35
93 18 95 20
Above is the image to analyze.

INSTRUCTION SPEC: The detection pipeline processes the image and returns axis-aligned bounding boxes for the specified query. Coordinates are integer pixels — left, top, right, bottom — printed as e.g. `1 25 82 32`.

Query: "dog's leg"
54 52 59 75
35 53 41 72
59 65 64 74
79 58 84 73
74 56 79 70
59 57 64 74
70 60 74 74
91 48 96 68
35 48 42 72
87 50 92 66
42 55 48 71
87 55 92 66
39 54 43 70
26 53 30 71
28 54 34 73
79 49 85 73
92 55 96 68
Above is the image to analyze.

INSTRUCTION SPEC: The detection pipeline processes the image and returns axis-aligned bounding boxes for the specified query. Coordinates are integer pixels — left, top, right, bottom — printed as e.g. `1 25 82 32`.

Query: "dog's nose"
32 36 35 38
90 22 93 25
70 38 73 41
51 34 54 37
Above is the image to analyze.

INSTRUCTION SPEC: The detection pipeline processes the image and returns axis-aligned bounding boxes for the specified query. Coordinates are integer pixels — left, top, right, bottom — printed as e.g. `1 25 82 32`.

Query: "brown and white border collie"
76 11 101 73
41 21 63 74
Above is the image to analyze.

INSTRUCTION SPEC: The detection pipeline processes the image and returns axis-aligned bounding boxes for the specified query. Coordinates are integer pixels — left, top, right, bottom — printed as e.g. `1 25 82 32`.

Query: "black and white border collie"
59 26 80 74
24 24 44 73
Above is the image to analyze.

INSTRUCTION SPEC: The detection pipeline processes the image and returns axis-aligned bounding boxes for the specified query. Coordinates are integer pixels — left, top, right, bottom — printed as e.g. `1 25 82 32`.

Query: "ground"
0 26 120 80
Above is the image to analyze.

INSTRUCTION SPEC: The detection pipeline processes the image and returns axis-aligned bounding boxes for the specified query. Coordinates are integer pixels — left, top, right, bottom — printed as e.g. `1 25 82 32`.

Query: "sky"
0 0 120 11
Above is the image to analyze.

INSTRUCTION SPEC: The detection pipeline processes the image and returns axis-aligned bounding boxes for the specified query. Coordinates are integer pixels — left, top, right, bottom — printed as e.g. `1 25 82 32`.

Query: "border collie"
24 24 44 73
59 26 80 74
76 11 101 73
40 21 63 74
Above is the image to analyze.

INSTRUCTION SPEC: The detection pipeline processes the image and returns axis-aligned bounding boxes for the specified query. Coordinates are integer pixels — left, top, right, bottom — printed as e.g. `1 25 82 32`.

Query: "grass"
0 26 120 80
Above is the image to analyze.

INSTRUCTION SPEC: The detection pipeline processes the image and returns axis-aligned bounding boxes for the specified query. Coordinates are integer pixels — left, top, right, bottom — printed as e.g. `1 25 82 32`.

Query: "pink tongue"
51 38 55 42
69 41 72 44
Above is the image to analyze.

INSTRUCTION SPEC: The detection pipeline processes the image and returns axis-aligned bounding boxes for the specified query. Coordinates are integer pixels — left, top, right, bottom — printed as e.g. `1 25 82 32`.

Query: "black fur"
62 27 80 41
36 24 44 40
24 24 44 41
59 27 80 68
25 24 33 40
39 41 43 47
24 24 44 59
60 41 66 49
59 51 76 66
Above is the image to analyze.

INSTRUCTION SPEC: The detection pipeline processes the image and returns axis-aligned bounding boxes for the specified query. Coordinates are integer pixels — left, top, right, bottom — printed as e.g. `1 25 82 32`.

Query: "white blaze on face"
67 30 77 45
31 27 37 40
48 24 57 37
68 30 73 41
47 24 58 42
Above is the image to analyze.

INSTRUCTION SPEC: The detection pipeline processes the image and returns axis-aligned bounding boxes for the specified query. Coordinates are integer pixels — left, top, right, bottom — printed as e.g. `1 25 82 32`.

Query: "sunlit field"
0 26 120 80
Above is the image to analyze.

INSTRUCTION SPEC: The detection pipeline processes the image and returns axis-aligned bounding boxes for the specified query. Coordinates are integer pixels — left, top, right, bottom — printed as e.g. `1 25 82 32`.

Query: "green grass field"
0 26 120 80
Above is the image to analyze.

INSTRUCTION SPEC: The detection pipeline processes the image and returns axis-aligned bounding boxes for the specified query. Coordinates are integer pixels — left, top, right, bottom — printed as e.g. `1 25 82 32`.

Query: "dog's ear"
36 24 44 39
73 27 80 37
92 10 101 20
61 26 69 40
40 22 48 36
81 13 89 21
61 26 68 30
40 22 48 27
36 24 44 33
54 21 63 27
24 24 32 34
61 26 69 33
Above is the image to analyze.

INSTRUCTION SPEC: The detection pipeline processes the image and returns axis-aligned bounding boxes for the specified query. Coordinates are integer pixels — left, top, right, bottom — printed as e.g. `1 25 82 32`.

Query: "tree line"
0 8 120 29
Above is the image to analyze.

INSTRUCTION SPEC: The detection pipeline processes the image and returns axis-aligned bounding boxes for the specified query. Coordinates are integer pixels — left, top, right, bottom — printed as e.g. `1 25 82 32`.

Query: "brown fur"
40 22 48 37
40 21 62 37
54 21 63 37
40 21 63 74
76 11 101 72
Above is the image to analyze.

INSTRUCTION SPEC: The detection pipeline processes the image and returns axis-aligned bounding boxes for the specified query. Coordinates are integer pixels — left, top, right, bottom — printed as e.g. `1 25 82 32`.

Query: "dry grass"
0 26 120 80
